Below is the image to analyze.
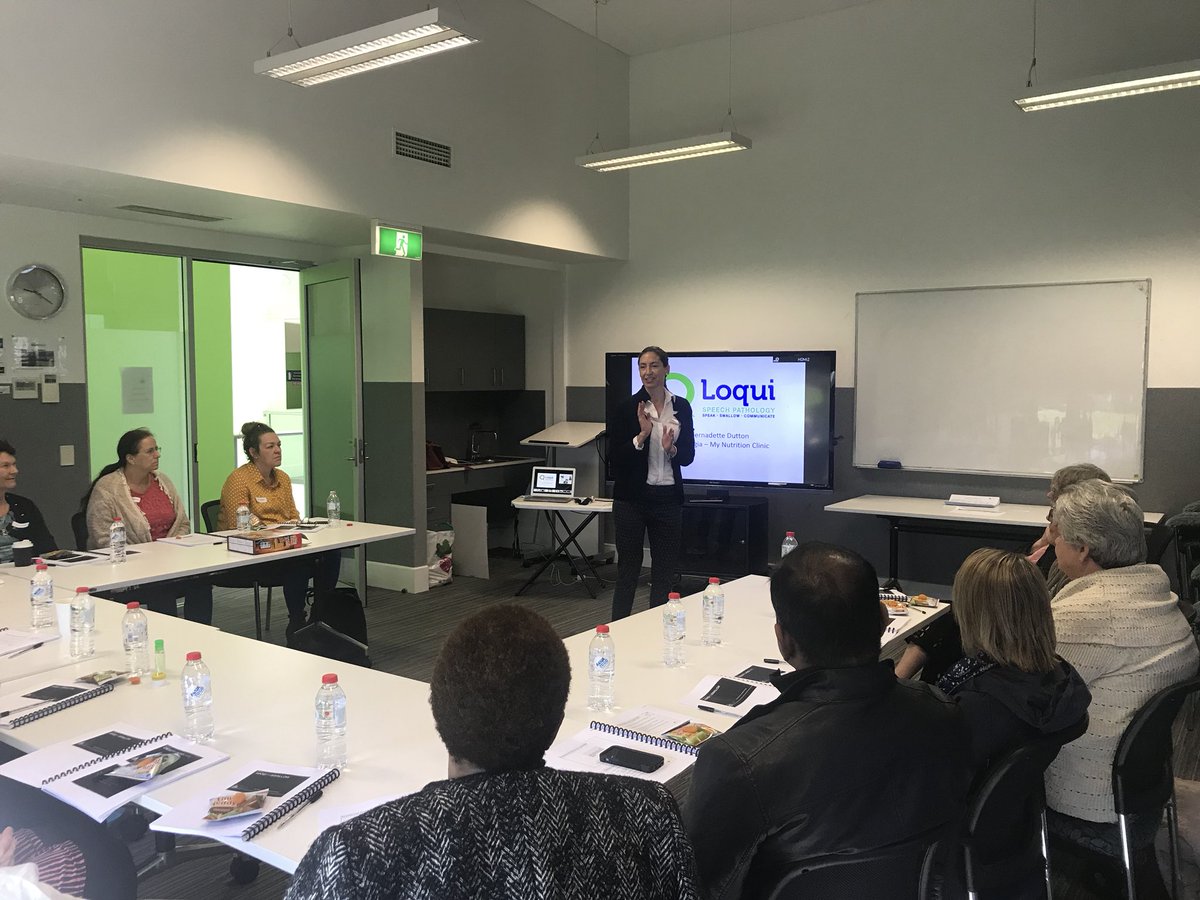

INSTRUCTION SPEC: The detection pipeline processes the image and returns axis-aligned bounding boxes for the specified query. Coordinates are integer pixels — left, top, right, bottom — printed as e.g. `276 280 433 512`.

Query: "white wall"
0 0 629 259
0 204 341 384
565 0 1200 390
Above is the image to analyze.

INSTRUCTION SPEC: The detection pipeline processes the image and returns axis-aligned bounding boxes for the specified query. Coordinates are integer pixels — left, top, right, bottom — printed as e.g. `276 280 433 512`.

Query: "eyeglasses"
141 445 162 455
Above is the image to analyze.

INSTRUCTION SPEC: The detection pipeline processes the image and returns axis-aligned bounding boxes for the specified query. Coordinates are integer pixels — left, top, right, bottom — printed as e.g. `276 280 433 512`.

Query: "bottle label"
591 654 611 673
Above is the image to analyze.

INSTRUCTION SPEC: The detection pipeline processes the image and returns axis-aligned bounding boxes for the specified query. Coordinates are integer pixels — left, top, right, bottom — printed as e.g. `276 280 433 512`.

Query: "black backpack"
290 586 371 668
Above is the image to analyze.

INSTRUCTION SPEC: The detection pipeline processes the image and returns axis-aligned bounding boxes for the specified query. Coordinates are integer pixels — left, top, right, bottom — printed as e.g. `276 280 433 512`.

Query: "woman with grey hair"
1044 478 1198 887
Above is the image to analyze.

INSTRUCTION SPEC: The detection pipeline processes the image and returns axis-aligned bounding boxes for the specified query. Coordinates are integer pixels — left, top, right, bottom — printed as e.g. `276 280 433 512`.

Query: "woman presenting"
608 346 695 620
219 421 340 639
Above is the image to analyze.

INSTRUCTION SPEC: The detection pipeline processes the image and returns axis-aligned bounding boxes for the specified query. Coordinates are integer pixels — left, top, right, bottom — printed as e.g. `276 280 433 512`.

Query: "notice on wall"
12 336 56 370
121 367 154 414
12 377 38 400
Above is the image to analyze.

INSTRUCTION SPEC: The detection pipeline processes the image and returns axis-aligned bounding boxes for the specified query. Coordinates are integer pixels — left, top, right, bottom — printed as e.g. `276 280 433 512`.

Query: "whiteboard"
853 280 1149 481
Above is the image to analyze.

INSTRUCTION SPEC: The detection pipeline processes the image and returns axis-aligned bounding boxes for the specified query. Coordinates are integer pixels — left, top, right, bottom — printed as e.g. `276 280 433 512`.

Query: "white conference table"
0 574 446 875
827 494 1162 588
0 567 949 876
555 574 950 743
3 521 413 593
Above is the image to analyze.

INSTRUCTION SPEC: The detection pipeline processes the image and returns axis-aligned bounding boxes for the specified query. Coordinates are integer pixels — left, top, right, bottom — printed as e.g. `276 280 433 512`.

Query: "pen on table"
762 658 782 664
0 700 45 718
275 790 324 830
5 642 44 658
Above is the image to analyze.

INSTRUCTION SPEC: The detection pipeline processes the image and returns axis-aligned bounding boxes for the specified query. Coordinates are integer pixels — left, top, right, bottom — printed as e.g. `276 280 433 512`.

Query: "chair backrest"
1112 674 1200 815
962 715 1088 878
200 499 221 534
70 510 89 551
765 835 939 900
1167 510 1200 603
1146 516 1176 568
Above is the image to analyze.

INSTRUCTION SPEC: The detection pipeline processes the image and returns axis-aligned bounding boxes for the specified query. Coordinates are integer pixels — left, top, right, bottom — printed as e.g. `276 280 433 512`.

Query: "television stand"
680 496 769 578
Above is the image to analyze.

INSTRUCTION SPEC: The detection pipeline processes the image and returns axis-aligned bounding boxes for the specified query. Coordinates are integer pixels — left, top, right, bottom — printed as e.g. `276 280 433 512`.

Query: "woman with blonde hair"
936 548 1090 773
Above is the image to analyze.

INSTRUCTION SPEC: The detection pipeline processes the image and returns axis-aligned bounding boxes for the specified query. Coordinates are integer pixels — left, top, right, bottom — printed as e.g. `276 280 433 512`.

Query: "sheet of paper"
0 723 157 788
150 759 327 841
159 533 223 548
0 628 60 657
682 675 779 717
544 728 694 783
0 681 90 727
316 795 404 831
607 706 690 735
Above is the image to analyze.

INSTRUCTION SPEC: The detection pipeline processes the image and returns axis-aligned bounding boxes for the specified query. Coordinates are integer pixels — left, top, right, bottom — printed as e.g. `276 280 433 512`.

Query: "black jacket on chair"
6 492 58 556
608 389 695 504
684 661 972 900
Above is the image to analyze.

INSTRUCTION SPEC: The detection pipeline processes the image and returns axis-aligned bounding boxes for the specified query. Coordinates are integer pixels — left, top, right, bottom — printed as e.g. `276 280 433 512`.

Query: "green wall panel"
192 261 235 508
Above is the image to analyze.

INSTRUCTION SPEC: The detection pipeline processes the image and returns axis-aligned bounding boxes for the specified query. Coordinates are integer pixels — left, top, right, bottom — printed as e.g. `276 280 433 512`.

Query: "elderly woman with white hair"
1044 478 1199 887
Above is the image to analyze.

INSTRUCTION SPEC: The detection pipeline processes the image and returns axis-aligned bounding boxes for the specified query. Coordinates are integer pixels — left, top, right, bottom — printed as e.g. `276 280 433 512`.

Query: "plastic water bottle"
30 561 54 630
236 503 251 531
181 651 215 742
326 491 341 523
587 625 615 712
109 517 127 563
122 602 150 678
314 673 349 770
662 592 686 667
70 587 95 659
702 577 725 646
781 531 799 559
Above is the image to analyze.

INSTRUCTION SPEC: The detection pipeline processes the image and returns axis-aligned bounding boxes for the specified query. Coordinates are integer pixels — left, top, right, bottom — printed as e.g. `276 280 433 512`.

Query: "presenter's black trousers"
612 487 682 620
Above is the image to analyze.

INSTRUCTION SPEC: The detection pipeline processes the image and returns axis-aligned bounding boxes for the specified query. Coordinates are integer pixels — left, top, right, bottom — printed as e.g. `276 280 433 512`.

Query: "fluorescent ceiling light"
1014 58 1200 112
576 132 752 173
254 8 477 87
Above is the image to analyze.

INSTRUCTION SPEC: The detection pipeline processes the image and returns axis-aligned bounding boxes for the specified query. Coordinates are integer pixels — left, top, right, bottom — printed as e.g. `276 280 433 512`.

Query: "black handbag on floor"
290 587 371 667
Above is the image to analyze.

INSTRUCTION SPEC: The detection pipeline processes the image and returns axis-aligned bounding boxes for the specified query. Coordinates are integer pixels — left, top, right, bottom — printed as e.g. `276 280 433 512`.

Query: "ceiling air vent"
117 205 228 223
394 130 452 168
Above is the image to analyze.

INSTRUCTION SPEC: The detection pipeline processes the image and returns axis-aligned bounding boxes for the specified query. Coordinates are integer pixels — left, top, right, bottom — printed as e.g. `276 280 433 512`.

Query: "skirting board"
338 556 429 594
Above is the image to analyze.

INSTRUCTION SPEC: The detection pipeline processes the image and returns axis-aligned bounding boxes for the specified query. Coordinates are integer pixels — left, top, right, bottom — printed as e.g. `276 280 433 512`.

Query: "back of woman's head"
430 605 570 772
1049 463 1111 501
80 428 154 511
954 548 1057 673
1053 479 1146 569
240 422 273 461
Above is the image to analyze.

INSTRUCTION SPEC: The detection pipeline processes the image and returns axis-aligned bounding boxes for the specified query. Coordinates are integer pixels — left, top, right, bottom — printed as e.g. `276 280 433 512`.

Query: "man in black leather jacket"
684 542 971 900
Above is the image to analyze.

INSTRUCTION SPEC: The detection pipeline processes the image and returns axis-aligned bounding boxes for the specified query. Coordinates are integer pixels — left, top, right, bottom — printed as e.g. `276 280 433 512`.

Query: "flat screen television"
604 350 836 491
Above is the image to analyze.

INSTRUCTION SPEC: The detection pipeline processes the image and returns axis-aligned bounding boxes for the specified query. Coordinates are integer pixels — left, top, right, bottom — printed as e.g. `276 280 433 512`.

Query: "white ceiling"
522 0 881 56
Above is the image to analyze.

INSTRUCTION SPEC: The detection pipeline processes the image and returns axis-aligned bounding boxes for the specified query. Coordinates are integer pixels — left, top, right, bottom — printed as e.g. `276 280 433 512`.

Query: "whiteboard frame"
852 278 1151 482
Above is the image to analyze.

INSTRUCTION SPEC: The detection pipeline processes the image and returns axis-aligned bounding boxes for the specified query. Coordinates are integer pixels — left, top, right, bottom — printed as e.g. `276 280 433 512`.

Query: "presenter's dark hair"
430 605 570 772
639 346 669 367
80 428 154 511
0 439 15 457
240 421 275 461
770 542 881 667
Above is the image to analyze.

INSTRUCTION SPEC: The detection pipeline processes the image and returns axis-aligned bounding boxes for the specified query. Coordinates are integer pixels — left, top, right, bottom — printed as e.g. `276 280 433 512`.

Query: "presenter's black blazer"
608 389 695 504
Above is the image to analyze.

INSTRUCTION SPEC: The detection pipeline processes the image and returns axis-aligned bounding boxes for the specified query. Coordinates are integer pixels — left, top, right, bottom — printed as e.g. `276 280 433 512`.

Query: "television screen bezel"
604 349 837 492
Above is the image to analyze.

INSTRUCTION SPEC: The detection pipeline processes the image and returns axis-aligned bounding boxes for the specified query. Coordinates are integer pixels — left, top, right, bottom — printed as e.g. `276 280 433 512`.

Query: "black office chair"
1167 507 1200 605
71 510 89 551
960 715 1089 900
1109 674 1200 899
200 499 283 640
764 834 943 900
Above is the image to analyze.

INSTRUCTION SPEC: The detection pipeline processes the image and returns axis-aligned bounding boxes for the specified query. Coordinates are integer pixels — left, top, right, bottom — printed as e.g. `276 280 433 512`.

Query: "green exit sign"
372 222 422 260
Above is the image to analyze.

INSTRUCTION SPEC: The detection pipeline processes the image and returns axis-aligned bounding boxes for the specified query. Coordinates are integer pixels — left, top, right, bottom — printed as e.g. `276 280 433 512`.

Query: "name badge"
255 497 267 503
131 496 141 504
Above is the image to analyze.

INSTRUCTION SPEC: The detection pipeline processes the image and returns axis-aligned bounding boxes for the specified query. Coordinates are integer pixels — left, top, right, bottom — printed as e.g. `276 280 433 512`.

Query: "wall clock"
7 264 66 320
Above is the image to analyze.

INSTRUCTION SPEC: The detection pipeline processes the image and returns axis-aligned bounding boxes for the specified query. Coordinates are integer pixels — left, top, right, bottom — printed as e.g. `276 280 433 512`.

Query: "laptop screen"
529 466 575 499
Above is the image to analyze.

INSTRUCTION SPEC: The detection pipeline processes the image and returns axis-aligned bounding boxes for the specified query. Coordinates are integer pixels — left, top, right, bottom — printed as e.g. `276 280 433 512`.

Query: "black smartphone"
599 745 665 773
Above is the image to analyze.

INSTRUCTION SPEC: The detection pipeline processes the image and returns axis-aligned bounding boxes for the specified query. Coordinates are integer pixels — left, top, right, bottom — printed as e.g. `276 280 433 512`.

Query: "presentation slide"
629 355 809 485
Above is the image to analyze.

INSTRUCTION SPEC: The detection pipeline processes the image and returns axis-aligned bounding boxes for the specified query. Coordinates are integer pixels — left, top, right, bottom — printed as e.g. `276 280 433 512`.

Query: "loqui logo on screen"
700 378 775 407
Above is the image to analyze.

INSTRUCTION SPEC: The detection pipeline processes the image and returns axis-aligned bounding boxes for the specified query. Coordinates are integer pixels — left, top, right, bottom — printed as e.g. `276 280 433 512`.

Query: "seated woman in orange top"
219 422 339 640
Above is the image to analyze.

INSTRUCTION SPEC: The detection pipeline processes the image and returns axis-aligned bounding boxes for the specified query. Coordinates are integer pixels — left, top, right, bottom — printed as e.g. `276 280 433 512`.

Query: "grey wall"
568 386 1200 587
425 390 546 463
1 384 91 551
363 382 423 569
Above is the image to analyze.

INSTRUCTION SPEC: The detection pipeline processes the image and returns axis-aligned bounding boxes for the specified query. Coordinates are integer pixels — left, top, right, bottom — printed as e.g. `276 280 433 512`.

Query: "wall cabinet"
424 308 525 391
680 497 769 578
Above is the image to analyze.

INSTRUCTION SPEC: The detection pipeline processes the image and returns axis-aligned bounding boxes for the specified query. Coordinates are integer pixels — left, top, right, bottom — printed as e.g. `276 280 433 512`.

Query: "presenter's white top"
634 391 679 487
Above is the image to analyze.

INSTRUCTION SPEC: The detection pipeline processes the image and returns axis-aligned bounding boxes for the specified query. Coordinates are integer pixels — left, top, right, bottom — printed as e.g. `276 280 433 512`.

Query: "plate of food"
881 598 909 616
908 593 939 608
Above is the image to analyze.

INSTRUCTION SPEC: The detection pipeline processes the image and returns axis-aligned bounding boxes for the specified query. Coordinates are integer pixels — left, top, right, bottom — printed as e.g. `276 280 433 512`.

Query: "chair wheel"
112 810 149 842
230 855 260 884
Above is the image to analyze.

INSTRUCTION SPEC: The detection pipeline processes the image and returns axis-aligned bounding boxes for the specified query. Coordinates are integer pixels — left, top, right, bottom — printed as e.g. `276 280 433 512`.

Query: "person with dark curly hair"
286 605 700 900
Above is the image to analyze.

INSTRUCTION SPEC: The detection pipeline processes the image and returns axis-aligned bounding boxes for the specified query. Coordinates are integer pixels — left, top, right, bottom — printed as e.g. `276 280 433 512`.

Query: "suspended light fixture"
577 0 751 172
254 7 477 87
576 132 752 172
1015 59 1200 111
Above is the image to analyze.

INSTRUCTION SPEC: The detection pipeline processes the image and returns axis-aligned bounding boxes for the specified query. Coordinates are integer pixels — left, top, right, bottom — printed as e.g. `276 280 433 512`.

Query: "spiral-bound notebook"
150 760 341 843
0 680 114 729
0 722 229 821
545 706 720 783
